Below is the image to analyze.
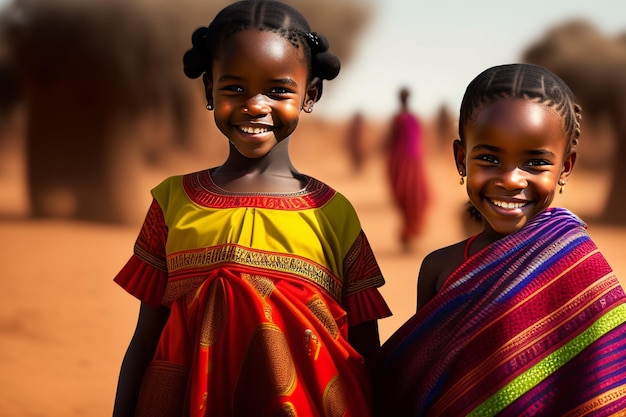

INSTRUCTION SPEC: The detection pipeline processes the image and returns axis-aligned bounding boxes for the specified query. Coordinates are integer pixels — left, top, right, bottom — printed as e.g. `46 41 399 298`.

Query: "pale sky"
317 0 626 120
1 0 623 121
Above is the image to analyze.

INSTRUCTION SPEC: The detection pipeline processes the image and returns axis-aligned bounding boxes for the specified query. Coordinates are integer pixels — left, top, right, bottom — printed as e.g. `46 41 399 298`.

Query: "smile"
239 126 270 134
490 199 528 209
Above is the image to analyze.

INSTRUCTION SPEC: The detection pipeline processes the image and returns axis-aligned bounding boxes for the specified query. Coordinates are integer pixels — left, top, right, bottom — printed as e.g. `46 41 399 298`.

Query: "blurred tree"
0 0 372 224
524 20 626 225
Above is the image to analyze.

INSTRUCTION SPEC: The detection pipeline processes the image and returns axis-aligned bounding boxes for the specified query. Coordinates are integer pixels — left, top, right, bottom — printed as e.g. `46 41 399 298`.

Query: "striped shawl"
374 208 626 416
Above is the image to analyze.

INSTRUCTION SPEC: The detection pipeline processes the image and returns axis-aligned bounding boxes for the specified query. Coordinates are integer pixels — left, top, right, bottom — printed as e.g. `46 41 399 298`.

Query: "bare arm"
112 302 170 417
416 243 466 312
416 253 442 312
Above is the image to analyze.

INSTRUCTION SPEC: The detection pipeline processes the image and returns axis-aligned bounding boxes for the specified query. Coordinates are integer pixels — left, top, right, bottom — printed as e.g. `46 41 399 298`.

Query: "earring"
459 172 465 185
558 179 566 194
303 100 314 113
206 99 213 111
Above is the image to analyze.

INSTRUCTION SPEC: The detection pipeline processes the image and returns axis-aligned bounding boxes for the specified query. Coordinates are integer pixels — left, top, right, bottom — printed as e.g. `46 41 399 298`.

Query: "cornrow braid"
458 63 582 152
182 0 340 100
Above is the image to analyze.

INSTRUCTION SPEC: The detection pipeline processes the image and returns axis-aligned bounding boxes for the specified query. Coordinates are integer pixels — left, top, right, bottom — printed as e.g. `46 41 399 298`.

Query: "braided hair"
182 0 340 100
458 63 582 224
458 63 582 153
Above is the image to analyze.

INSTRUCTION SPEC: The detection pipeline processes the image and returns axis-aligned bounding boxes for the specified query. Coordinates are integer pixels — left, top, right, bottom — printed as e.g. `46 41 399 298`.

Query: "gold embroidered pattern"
199 279 227 347
135 361 188 417
307 295 339 338
167 245 342 301
323 376 347 417
234 323 297 416
243 273 276 321
272 402 297 417
135 244 168 272
243 273 276 299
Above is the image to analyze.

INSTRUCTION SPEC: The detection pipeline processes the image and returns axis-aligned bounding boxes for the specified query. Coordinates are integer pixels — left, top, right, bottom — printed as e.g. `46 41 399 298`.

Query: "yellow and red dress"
115 169 391 417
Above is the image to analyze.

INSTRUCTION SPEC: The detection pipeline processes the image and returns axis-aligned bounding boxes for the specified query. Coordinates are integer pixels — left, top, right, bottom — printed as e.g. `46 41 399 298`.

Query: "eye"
475 154 499 165
526 159 552 167
220 85 244 94
268 86 295 98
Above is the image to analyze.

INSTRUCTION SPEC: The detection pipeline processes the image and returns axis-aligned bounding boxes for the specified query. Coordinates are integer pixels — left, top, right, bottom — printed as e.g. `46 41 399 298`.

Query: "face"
204 29 318 159
454 99 576 237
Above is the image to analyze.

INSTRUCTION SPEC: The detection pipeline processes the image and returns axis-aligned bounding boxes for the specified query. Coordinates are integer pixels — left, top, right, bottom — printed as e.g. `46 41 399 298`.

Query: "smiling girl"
111 1 391 416
374 63 626 416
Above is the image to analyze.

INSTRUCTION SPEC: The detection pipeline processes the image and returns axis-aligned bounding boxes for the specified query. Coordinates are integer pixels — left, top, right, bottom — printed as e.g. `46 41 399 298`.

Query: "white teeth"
491 200 527 209
240 126 269 134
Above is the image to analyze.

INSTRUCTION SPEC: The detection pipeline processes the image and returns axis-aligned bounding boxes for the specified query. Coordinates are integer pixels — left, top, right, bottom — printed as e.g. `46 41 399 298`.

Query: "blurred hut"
0 0 372 224
524 20 626 225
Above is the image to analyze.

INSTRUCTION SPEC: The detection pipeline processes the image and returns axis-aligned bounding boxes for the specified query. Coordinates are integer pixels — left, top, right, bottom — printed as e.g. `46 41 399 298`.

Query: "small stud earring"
459 172 465 185
206 100 213 111
558 179 566 194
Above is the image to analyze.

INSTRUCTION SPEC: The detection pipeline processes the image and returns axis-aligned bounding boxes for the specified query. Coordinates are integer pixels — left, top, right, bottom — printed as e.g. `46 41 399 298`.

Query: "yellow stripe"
432 253 610 415
467 304 626 417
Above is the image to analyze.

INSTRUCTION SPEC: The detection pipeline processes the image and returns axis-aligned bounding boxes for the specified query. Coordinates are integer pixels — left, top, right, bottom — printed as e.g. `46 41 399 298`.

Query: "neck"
212 139 303 193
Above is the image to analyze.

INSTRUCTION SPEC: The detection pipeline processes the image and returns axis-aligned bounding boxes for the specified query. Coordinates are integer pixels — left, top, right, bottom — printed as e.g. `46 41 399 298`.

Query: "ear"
202 73 213 107
302 77 320 113
559 150 577 183
453 139 467 176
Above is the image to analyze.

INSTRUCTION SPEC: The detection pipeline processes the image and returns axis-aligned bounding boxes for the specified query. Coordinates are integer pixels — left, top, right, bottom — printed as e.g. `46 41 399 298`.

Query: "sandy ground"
1 117 625 416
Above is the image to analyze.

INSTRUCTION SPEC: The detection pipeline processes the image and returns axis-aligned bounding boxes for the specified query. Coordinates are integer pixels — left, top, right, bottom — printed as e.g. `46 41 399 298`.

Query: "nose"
243 94 270 116
497 167 528 190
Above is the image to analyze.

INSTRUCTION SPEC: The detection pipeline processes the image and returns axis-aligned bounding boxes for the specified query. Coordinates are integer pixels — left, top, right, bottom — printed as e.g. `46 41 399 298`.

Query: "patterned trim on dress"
182 169 336 209
343 231 385 296
133 199 168 272
166 244 342 301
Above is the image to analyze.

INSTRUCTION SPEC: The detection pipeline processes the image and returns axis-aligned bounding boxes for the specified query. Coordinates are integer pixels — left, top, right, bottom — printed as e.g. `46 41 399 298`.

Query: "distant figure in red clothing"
384 87 430 251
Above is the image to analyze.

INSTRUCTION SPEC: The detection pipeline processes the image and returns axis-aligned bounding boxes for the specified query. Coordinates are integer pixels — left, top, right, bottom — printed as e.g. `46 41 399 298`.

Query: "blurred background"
0 0 624 415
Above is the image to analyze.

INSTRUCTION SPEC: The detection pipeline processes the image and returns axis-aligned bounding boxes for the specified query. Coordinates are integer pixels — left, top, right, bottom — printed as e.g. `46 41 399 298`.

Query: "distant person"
111 1 391 416
434 102 456 151
374 64 626 416
346 110 366 174
384 87 430 251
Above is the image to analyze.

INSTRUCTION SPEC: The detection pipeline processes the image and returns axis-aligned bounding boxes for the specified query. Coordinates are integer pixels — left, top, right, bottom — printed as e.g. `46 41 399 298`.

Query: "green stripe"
468 303 626 417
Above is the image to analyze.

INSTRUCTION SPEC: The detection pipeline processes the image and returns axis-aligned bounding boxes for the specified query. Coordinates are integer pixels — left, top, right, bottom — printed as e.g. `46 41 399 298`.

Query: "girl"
374 64 626 416
112 1 391 416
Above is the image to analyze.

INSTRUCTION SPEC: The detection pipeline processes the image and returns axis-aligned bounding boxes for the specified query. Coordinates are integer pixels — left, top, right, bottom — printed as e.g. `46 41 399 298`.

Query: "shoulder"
420 242 465 285
150 170 207 212
151 174 184 199
417 240 468 309
306 176 352 209
422 240 466 270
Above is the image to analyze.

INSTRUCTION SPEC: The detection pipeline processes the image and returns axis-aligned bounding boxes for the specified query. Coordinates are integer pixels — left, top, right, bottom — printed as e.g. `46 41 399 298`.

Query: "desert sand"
1 117 624 417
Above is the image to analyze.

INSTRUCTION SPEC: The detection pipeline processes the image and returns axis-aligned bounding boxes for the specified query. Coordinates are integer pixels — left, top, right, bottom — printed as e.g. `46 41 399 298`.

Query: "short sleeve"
342 231 392 326
114 199 168 308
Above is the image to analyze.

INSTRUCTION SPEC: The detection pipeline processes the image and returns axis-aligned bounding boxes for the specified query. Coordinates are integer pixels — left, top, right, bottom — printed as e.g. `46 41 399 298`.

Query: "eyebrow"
218 75 299 87
471 144 557 157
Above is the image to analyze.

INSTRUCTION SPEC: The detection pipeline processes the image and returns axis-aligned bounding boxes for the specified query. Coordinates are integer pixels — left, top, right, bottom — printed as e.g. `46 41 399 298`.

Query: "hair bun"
183 26 210 79
306 32 340 81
